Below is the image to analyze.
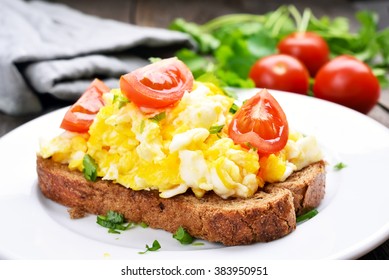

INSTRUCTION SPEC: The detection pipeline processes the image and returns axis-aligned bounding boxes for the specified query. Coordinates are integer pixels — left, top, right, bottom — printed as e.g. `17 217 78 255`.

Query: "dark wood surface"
1 0 388 260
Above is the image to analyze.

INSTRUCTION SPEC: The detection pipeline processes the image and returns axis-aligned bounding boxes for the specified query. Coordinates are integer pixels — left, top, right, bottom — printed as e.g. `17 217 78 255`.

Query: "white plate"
1 89 389 260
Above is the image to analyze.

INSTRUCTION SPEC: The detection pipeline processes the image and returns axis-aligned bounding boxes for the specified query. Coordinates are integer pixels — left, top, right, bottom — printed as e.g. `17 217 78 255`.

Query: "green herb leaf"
113 93 129 109
173 226 194 245
149 57 162 63
108 228 121 234
296 209 319 224
197 72 225 87
139 240 161 254
83 154 98 182
139 221 149 228
334 162 347 170
96 211 134 234
140 120 145 133
170 6 389 89
149 111 166 123
176 49 213 78
192 242 205 246
106 210 125 224
209 124 224 134
169 18 220 53
229 103 239 114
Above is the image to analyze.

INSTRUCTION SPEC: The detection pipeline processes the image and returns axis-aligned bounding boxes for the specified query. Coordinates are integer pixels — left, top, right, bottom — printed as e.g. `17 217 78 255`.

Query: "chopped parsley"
96 211 134 234
334 162 347 170
296 209 319 224
140 120 145 133
173 226 194 245
113 93 129 109
83 154 98 182
149 57 162 63
138 240 161 254
149 111 166 123
139 221 149 228
209 124 224 134
229 103 239 114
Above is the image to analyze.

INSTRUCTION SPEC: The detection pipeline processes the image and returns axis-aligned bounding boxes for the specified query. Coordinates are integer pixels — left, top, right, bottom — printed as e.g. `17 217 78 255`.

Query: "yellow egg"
39 81 323 199
259 154 287 183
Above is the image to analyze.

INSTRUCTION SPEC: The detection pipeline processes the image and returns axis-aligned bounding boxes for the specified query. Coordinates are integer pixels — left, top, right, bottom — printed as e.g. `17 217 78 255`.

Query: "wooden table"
1 0 388 259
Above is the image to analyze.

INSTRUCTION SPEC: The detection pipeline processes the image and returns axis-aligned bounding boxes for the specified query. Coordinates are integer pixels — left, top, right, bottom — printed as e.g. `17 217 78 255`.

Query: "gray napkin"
0 0 194 115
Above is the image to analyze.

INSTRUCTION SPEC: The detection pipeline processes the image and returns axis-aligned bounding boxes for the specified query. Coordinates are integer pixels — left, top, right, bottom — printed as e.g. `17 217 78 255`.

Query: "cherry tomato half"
277 32 329 77
249 54 310 94
313 55 380 114
120 57 194 109
60 79 109 133
228 88 289 154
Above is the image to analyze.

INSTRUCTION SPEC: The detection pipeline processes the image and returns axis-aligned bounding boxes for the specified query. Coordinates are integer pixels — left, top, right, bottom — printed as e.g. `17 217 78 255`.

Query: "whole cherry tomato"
313 55 380 114
249 54 310 94
277 31 329 77
120 57 193 109
228 88 289 154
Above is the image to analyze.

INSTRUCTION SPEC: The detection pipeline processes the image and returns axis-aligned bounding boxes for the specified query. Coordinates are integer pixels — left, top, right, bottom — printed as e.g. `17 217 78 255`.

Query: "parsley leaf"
106 210 125 224
209 124 224 134
96 211 134 234
139 221 149 228
229 103 239 114
296 209 319 224
176 49 213 78
83 154 98 182
149 111 166 123
140 120 145 133
113 93 129 109
149 57 162 63
139 240 161 254
173 226 194 245
192 242 205 246
334 162 347 170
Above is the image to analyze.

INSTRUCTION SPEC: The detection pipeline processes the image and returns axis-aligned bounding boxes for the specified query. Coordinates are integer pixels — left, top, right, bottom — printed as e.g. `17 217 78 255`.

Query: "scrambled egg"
39 82 322 199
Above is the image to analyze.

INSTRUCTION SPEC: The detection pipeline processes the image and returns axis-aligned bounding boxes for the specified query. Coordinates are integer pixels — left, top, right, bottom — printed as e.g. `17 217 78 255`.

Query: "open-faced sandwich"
37 57 325 246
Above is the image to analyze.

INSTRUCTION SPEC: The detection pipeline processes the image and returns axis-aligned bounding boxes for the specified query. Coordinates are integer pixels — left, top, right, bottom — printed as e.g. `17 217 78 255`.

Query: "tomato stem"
287 6 312 33
264 6 288 31
271 13 290 37
288 5 302 30
200 14 265 33
299 8 312 33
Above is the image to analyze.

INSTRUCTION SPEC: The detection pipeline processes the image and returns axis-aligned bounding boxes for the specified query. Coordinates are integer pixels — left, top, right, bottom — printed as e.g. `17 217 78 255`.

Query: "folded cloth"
0 0 194 115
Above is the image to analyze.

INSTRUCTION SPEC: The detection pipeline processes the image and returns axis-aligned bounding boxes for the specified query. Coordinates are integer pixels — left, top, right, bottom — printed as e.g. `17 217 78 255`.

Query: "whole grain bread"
36 156 326 246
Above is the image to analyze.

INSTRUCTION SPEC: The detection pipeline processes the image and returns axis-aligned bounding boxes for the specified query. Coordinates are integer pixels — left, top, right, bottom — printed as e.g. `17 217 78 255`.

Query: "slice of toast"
36 156 326 246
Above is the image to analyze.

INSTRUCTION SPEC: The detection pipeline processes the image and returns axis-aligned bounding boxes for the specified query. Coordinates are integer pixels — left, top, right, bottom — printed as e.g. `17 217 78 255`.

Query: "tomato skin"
277 32 329 77
228 88 289 154
60 79 109 133
60 111 97 133
249 54 310 94
120 57 194 109
313 55 380 114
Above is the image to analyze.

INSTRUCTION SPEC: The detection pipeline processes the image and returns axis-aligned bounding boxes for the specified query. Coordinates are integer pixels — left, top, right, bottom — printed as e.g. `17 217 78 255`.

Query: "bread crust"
36 156 325 245
266 161 326 216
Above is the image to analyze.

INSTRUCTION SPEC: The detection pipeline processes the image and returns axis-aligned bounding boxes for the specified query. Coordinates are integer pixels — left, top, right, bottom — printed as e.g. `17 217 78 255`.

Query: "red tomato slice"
60 110 97 133
228 89 289 154
60 78 109 133
120 57 194 109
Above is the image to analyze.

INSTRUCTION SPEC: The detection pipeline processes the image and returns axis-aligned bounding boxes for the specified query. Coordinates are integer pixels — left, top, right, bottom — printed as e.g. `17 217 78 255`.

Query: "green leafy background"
169 5 389 89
